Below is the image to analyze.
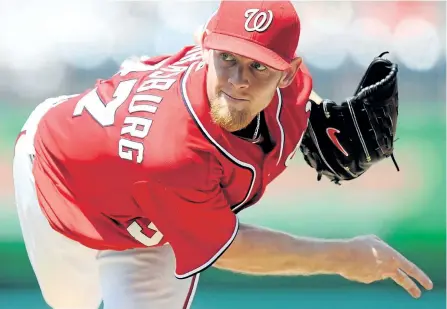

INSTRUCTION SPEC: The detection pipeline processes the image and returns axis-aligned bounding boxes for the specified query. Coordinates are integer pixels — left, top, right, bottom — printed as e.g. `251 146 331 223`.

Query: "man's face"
206 50 285 132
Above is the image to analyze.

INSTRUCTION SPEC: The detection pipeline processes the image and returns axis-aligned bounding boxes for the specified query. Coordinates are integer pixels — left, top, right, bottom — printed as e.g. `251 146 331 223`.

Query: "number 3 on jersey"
127 220 164 247
73 79 137 126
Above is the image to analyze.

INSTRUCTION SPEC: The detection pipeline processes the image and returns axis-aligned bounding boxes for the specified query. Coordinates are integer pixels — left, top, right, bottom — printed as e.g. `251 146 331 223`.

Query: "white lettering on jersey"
119 138 145 163
186 45 202 55
120 117 153 138
117 48 203 165
137 79 176 92
129 95 161 114
160 65 188 73
73 79 138 126
149 70 184 79
73 47 204 166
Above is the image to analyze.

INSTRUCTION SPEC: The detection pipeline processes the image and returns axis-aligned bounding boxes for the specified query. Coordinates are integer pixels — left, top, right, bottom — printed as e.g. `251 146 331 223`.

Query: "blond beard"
209 98 253 132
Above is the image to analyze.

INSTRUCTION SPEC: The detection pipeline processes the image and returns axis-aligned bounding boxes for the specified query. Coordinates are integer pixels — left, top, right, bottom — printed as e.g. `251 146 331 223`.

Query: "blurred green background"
0 1 445 308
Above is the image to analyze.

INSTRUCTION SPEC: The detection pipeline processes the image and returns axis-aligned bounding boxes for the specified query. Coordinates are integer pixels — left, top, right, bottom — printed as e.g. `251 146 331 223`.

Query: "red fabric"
32 44 312 278
203 0 300 70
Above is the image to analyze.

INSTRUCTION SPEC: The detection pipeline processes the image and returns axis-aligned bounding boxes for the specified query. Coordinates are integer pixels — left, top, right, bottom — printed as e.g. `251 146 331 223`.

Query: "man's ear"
278 57 302 88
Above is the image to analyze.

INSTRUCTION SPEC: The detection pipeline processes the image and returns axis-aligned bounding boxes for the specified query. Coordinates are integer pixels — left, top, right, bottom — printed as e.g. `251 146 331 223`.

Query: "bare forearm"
213 223 349 276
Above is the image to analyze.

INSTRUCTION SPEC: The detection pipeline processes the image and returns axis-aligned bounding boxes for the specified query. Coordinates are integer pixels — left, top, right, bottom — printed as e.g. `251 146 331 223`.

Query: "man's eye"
221 53 235 61
252 62 267 71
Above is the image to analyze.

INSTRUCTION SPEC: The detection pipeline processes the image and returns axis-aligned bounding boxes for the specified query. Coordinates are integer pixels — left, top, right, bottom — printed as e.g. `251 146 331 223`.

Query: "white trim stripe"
275 88 285 166
180 61 256 212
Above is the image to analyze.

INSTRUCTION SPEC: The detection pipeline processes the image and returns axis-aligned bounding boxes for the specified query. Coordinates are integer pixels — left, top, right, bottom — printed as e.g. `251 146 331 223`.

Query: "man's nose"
228 65 249 89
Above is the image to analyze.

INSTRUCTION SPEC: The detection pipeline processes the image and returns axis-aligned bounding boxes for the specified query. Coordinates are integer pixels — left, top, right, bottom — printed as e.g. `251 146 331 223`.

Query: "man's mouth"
221 91 248 102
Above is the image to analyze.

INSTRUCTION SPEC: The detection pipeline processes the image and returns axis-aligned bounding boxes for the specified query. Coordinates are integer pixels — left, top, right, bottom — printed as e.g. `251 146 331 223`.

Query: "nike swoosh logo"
326 128 349 156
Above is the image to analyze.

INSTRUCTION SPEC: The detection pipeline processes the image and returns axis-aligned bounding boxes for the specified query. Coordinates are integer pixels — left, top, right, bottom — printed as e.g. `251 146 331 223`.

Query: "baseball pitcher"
12 1 432 308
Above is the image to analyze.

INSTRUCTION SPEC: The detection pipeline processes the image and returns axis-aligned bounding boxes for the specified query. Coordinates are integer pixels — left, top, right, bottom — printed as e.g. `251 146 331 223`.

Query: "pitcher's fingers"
396 253 433 290
390 269 421 298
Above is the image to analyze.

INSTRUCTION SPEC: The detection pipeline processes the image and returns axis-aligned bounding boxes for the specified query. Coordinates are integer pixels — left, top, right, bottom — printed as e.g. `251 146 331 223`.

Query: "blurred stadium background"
0 1 445 308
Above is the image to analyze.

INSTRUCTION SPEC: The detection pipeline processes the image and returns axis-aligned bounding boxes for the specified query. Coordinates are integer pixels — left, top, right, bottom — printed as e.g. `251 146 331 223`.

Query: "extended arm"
213 223 345 276
213 223 433 299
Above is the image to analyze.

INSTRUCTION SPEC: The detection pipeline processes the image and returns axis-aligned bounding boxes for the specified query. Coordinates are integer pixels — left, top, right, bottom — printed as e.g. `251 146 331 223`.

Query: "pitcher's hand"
339 235 433 298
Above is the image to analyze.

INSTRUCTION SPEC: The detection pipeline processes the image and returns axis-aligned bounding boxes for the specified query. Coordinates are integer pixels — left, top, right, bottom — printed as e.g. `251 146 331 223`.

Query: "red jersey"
32 45 313 278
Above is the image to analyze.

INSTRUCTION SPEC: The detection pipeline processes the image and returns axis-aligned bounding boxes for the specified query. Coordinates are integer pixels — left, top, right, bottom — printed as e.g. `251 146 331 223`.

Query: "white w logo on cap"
244 9 273 32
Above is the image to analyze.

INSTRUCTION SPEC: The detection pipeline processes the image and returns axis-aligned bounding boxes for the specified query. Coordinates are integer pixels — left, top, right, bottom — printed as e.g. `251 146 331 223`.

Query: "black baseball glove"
300 52 400 184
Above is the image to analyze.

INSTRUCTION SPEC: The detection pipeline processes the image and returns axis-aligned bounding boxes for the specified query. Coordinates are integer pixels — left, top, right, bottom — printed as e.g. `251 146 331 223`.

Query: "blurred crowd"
0 1 444 107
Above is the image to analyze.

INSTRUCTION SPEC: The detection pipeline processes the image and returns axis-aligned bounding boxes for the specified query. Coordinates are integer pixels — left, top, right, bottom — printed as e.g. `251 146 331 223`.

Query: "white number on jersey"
127 220 164 247
73 79 138 126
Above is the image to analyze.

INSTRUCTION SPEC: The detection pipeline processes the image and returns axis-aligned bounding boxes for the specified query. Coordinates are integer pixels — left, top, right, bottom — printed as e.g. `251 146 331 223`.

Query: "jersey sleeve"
298 61 311 77
297 61 313 101
293 61 313 117
131 155 238 279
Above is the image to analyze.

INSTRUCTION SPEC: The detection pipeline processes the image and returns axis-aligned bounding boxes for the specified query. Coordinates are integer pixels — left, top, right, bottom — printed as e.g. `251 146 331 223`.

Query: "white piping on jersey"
181 61 257 213
175 218 239 279
275 88 285 166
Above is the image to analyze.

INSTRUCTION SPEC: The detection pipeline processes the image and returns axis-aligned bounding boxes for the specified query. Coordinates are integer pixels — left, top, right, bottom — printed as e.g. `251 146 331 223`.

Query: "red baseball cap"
202 0 300 71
